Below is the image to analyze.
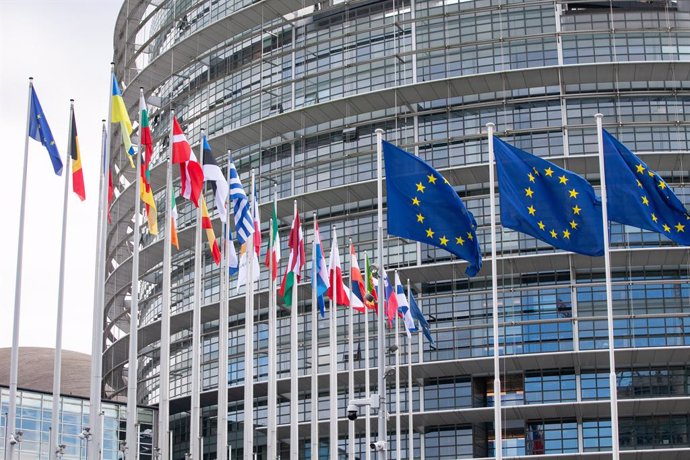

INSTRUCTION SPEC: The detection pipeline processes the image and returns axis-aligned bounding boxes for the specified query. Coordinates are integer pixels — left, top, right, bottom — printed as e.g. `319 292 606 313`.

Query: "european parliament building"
107 0 690 458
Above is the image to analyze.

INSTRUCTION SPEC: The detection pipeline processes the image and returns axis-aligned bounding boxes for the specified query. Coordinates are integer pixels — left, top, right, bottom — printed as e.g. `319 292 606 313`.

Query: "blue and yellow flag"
383 140 482 276
603 130 689 245
111 74 135 166
28 86 63 175
493 137 604 256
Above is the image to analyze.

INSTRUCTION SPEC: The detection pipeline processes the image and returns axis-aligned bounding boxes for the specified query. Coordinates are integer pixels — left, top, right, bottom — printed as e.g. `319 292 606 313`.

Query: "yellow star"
427 174 437 184
456 236 465 246
416 213 424 223
570 220 578 229
532 167 540 176
412 197 420 206
416 182 426 193
544 167 554 177
50 141 55 145
37 114 41 119
524 187 534 198
528 173 536 183
527 205 536 216
636 179 642 188
648 170 655 178
572 205 581 215
569 189 579 199
563 229 571 239
426 228 434 238
439 236 448 246
550 229 558 239
559 175 568 185
675 222 685 233
467 232 474 241
658 180 667 190
651 213 658 223
663 224 671 232
444 177 450 185
635 164 645 174
641 196 649 206
538 221 545 231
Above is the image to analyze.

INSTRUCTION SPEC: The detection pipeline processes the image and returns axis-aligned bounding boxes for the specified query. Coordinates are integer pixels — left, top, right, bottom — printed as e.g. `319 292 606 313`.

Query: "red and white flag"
171 116 203 207
326 229 349 307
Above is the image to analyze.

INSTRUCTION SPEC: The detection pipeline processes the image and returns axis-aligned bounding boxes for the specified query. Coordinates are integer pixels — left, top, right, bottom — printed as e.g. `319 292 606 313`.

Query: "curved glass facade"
108 0 690 458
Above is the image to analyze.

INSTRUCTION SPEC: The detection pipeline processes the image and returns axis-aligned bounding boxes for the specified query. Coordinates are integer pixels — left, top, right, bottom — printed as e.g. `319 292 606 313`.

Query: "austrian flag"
171 117 203 206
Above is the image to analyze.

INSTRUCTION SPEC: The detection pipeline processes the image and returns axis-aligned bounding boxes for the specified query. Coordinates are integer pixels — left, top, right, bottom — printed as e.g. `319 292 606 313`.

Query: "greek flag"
228 158 254 245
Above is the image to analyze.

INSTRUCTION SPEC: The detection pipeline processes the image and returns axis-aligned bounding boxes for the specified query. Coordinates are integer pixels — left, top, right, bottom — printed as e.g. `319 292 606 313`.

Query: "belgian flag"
70 110 85 201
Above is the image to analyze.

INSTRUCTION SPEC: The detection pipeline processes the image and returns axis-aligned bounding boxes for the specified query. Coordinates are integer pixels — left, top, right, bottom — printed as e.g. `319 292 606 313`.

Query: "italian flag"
264 198 281 281
278 205 304 306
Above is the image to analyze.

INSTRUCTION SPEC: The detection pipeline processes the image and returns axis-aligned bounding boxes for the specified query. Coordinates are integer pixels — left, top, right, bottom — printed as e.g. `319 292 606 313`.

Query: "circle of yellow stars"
634 163 686 234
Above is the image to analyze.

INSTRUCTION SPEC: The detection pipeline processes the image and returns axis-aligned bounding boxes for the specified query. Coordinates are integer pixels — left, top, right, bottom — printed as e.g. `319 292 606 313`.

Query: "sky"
1 0 123 355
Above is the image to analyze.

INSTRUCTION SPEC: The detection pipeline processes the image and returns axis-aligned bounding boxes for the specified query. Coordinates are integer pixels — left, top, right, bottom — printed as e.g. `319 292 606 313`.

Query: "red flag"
171 117 191 163
107 168 114 224
201 196 221 265
171 116 203 207
278 206 305 306
326 230 349 307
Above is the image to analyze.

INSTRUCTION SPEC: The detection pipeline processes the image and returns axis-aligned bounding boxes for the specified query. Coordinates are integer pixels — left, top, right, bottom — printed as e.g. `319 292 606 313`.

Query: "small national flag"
107 168 114 225
139 94 157 234
69 109 85 200
236 240 260 293
201 136 229 222
394 272 415 336
226 226 239 276
349 244 366 313
384 140 482 276
253 197 262 260
264 197 281 281
170 192 179 249
279 205 305 306
327 229 349 307
493 137 605 256
201 196 221 265
28 85 63 175
409 290 435 347
312 218 329 317
110 74 135 166
382 270 398 328
171 117 203 207
364 252 378 313
603 130 689 245
228 158 254 244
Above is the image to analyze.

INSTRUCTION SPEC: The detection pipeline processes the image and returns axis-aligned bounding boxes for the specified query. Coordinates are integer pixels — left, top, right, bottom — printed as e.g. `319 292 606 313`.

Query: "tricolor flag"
394 272 416 337
264 196 281 281
312 218 329 317
326 229 349 307
349 244 366 313
139 93 157 234
111 74 135 167
69 109 86 201
28 85 63 175
201 196 221 265
170 192 179 249
279 205 305 307
228 158 254 244
171 117 203 207
201 136 229 222
364 252 378 313
382 270 398 328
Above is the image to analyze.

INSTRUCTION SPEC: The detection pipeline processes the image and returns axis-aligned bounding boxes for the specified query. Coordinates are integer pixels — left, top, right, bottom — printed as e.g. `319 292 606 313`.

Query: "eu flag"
493 137 604 256
383 140 482 276
28 86 63 175
603 130 689 245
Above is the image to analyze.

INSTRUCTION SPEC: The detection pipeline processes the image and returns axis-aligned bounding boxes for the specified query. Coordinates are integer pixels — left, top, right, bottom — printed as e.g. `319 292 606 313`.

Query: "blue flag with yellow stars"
383 140 482 276
493 137 604 256
28 86 63 175
603 130 689 245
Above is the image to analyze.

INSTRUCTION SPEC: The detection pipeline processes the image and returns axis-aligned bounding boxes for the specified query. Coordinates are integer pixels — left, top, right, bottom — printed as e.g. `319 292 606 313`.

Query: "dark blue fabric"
409 290 434 347
28 86 63 175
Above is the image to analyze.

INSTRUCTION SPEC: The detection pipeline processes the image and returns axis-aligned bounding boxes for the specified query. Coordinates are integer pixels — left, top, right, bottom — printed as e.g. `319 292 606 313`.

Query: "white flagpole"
347 240 355 460
243 170 256 460
310 212 320 459
126 90 144 460
49 100 74 460
290 200 299 459
486 123 502 460
329 226 339 460
393 271 401 460
374 128 388 458
363 252 371 460
406 280 413 460
191 130 207 460
158 110 174 460
267 185 277 460
595 113 620 460
217 152 231 460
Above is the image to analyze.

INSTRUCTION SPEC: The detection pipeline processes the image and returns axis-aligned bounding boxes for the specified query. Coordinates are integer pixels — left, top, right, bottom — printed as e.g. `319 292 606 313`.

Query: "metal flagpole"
191 131 206 460
594 113 620 460
266 186 277 459
486 123 502 460
158 110 174 460
290 200 299 459
218 153 232 460
329 226 339 460
374 128 388 458
126 90 145 460
243 170 256 460
363 252 371 460
393 272 401 460
406 280 413 460
49 100 74 460
310 212 320 459
347 239 355 460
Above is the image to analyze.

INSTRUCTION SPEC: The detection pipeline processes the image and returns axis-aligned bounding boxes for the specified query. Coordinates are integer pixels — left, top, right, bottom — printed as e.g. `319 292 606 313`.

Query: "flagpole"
243 170 256 460
290 200 300 459
267 185 277 460
218 153 232 460
347 239 355 460
126 90 144 460
595 113 620 460
485 123 503 460
363 252 371 460
191 130 206 460
310 212 320 459
158 110 174 460
406 280 413 460
49 100 74 460
329 226 338 460
393 271 401 460
374 128 388 458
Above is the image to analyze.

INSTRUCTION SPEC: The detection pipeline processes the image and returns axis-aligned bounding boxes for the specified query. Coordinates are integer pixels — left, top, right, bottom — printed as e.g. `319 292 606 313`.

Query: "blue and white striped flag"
395 272 416 337
228 158 254 244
